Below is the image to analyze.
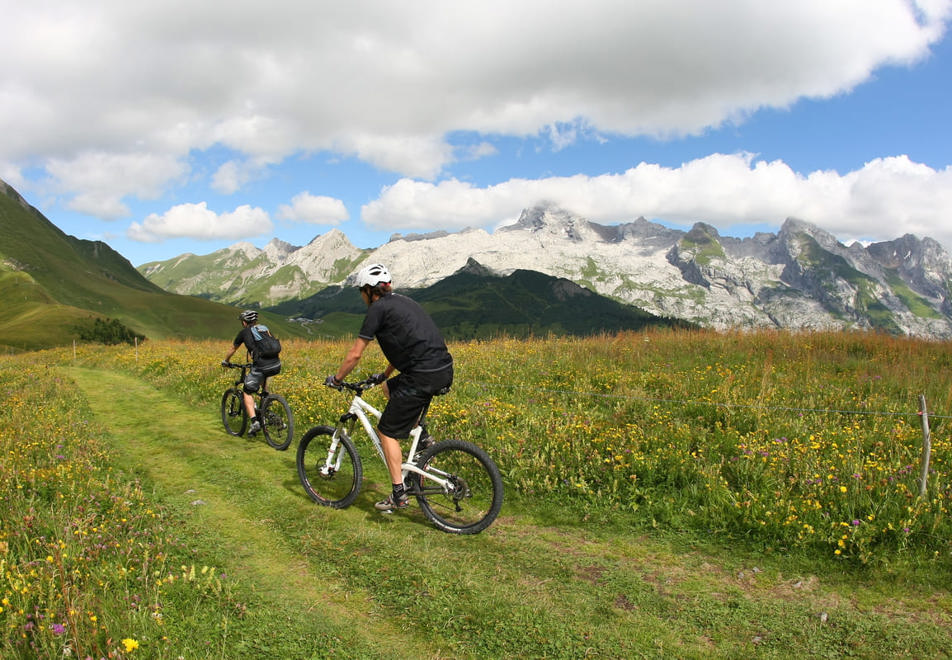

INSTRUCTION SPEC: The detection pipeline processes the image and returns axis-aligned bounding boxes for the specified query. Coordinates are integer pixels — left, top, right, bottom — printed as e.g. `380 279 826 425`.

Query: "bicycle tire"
221 388 248 436
261 393 294 450
408 438 503 534
297 425 362 508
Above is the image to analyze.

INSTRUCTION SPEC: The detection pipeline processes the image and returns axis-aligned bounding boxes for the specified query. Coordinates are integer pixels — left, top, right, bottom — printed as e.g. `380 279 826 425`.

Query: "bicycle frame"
328 391 454 492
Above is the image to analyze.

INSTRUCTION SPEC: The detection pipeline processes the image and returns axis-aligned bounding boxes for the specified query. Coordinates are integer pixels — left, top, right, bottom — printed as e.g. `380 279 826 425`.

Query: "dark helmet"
238 310 258 323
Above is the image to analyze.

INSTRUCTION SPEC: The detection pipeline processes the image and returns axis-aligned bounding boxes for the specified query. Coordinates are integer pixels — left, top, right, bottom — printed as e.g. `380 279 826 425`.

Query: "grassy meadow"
2 329 951 657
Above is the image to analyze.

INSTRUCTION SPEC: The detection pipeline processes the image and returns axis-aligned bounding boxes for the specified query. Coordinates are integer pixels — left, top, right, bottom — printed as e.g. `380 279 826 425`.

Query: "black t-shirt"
358 293 452 374
233 326 254 353
233 325 280 366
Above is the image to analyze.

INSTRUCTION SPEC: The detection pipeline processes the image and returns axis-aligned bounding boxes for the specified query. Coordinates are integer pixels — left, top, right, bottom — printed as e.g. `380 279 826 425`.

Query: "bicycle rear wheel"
220 388 247 436
297 426 362 508
261 393 294 450
409 438 503 534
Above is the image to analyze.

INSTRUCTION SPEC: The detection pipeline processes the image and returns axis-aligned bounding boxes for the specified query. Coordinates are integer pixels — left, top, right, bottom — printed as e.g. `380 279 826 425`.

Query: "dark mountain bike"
220 362 294 451
296 377 503 534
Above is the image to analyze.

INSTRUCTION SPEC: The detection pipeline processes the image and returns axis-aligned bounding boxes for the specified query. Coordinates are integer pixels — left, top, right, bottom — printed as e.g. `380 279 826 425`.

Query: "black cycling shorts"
378 367 452 439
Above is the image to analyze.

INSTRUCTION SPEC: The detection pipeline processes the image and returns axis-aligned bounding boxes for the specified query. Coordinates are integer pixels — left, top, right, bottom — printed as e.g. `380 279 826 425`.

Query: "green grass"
67 367 421 658
71 331 952 562
3 332 952 657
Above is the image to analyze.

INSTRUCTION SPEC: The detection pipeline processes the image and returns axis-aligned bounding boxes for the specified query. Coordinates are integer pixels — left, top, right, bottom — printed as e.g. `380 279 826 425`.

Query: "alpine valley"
140 204 952 339
0 179 310 351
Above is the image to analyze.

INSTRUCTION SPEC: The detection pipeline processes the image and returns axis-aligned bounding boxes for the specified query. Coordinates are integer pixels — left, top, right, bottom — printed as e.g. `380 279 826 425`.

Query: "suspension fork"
320 414 356 473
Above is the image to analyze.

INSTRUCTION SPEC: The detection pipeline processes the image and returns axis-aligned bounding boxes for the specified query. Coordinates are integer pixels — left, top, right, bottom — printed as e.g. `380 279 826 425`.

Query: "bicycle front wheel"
261 393 294 450
221 388 247 436
297 426 362 508
409 439 504 534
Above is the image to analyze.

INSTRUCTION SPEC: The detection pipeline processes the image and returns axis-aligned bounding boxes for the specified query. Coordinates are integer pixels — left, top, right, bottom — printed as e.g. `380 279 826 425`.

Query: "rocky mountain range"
139 204 952 338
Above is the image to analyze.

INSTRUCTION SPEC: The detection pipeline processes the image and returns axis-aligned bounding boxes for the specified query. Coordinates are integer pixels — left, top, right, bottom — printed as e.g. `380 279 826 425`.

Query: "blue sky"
1 1 951 266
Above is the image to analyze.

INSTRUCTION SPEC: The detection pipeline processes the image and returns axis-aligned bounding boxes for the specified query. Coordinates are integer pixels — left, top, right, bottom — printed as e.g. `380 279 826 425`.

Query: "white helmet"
356 263 391 288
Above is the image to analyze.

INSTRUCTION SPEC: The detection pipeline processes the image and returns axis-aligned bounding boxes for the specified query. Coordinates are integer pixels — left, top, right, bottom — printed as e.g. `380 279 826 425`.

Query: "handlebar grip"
326 378 378 392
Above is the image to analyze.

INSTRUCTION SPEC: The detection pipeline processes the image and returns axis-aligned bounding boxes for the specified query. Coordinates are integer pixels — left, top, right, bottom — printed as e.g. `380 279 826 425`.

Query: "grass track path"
65 366 435 658
60 366 952 658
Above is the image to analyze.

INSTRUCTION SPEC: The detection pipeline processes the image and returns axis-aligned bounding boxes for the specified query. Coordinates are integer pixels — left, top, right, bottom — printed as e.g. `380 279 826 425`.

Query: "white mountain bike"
296 377 503 534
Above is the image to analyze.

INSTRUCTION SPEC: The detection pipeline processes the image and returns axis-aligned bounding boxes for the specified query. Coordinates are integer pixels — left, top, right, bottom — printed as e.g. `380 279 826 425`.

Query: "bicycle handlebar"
326 377 380 394
222 361 253 369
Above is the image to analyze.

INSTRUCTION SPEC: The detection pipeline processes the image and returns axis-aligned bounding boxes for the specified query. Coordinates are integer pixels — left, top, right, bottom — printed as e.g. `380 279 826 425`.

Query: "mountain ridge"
0 179 680 347
140 202 952 338
268 257 692 340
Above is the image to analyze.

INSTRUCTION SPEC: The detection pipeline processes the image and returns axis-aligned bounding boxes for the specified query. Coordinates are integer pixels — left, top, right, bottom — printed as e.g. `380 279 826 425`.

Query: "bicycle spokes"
296 426 362 509
220 389 247 437
261 394 293 451
412 439 503 534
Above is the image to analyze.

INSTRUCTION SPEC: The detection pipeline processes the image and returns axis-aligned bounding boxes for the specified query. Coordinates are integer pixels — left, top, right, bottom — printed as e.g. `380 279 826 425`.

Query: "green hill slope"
418 267 691 338
269 260 692 339
0 179 304 351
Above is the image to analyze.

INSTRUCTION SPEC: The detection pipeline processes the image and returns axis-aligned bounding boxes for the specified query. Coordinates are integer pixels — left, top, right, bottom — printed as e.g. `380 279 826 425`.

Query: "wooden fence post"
918 394 931 498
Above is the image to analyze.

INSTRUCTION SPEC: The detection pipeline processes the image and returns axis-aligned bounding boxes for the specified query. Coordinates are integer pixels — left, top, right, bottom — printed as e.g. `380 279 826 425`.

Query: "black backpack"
250 324 282 360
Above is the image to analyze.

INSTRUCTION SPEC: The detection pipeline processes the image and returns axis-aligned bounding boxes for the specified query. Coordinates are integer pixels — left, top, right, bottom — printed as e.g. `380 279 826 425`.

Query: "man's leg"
374 432 409 511
379 431 404 486
374 379 428 510
243 369 261 432
242 391 256 418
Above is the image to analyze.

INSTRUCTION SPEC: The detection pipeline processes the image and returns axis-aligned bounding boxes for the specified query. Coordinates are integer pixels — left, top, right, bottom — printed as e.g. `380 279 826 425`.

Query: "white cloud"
127 202 272 242
1 0 948 211
46 152 187 219
361 154 952 249
276 192 349 224
335 133 454 180
212 160 253 195
0 163 26 190
459 141 499 160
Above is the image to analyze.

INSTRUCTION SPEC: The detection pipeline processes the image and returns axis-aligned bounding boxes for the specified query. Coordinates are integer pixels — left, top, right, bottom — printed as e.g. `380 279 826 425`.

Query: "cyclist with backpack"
223 310 282 435
325 263 453 512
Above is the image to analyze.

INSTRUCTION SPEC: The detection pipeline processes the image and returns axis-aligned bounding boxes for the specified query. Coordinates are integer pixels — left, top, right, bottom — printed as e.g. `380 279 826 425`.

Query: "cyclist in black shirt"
223 309 282 435
326 263 453 512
